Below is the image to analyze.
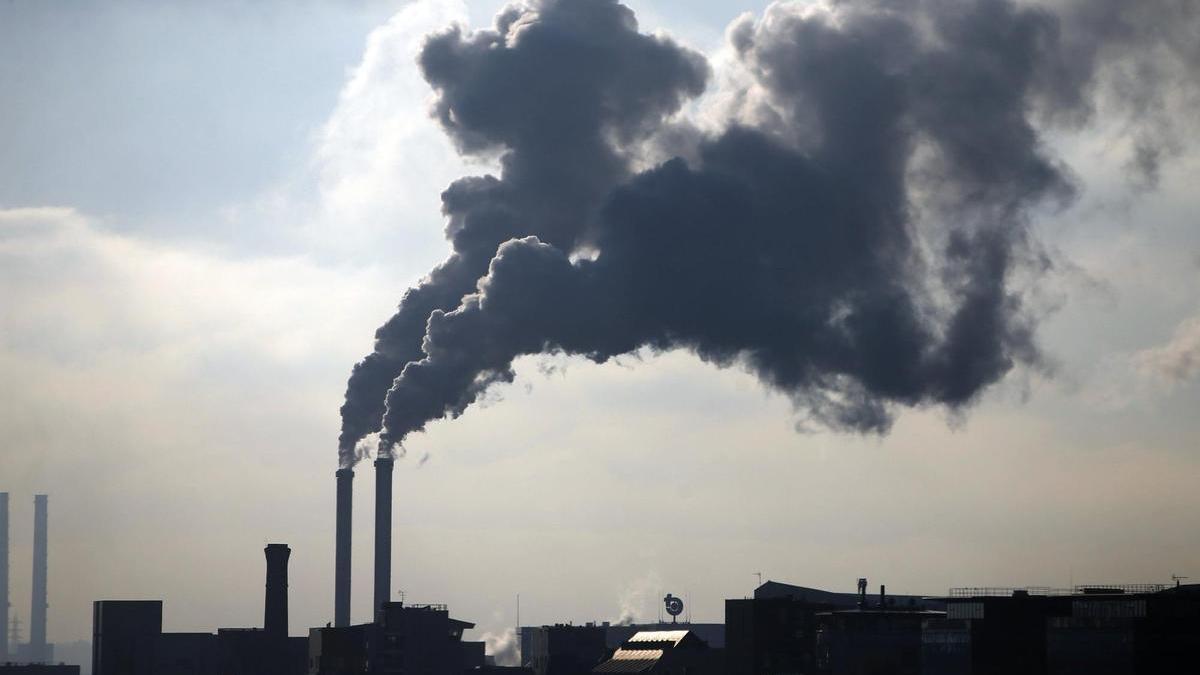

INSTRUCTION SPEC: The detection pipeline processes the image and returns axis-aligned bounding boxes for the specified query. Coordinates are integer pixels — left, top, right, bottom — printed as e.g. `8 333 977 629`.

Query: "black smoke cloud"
337 0 708 466
340 0 1199 463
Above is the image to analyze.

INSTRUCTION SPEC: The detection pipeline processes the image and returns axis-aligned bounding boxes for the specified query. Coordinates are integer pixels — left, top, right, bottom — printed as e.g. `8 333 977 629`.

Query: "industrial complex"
2 473 1197 674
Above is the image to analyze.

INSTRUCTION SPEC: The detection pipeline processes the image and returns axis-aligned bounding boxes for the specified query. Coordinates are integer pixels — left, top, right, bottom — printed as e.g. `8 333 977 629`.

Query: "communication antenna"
1171 574 1189 588
663 594 684 625
754 572 762 588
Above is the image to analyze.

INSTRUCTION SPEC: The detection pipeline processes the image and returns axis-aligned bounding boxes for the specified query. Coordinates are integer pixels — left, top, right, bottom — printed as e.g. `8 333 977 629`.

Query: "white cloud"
0 207 388 367
0 205 404 469
1135 315 1200 385
235 0 479 270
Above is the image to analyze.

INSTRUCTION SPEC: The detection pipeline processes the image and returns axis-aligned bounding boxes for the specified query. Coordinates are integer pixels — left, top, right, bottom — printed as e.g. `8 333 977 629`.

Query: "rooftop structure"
593 630 713 675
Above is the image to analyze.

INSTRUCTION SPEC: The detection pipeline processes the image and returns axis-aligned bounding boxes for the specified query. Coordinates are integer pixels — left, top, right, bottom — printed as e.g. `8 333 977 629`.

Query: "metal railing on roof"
948 584 1169 598
1073 584 1169 595
948 587 1067 598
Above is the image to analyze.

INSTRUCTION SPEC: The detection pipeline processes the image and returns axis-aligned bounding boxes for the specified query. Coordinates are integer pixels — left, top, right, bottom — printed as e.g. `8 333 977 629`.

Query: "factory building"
91 545 307 675
521 624 609 675
308 602 485 675
91 600 161 675
592 630 717 675
605 624 725 651
518 621 725 674
726 580 942 675
814 608 938 675
922 583 1200 675
58 455 1200 675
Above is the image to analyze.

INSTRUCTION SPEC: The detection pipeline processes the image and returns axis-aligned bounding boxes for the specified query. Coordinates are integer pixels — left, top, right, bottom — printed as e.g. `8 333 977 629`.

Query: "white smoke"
482 628 520 667
613 572 663 626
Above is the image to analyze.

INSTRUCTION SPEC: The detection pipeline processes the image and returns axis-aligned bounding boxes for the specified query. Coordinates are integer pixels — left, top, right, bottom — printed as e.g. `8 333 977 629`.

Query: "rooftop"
944 584 1172 599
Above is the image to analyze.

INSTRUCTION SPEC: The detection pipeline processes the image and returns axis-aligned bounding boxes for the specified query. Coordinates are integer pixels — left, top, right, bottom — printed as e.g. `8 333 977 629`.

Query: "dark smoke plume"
339 0 1199 463
338 0 707 466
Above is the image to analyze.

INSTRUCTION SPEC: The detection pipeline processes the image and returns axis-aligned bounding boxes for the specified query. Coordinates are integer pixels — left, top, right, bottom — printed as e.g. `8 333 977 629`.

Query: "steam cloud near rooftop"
338 0 1199 467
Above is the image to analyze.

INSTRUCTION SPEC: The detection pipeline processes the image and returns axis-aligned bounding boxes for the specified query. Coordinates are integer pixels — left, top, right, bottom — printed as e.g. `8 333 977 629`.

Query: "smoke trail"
614 572 662 626
337 0 708 466
340 0 1199 461
482 628 521 667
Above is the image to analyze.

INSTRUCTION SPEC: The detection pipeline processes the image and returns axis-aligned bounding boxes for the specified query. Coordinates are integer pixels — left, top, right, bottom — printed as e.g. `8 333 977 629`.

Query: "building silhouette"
308 602 485 675
522 624 609 675
814 607 938 675
924 583 1200 675
48 457 1200 675
518 621 726 675
91 545 307 675
592 630 718 675
604 624 725 651
726 580 943 675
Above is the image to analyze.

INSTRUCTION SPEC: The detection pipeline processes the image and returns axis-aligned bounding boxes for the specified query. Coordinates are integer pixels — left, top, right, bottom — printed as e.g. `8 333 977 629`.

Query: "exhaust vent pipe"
264 544 291 638
373 457 394 617
335 469 353 627
31 495 48 663
1 492 9 661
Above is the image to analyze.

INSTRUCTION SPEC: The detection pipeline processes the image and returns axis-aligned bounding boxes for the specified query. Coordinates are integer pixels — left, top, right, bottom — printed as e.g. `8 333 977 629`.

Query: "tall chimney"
31 494 48 663
334 469 353 627
373 457 394 617
1 492 8 661
264 544 291 638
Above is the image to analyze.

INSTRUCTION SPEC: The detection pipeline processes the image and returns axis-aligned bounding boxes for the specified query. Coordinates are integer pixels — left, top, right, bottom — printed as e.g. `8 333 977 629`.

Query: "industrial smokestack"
373 457 393 617
264 544 290 638
334 469 353 627
1 492 8 661
31 494 47 663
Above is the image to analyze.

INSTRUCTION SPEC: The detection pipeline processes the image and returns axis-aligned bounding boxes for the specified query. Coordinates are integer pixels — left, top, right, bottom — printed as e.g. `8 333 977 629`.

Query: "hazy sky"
1 0 1198 655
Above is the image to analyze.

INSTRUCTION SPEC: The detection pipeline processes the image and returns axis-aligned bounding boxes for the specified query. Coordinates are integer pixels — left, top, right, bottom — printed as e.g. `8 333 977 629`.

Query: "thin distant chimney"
335 469 353 627
30 495 48 663
1 492 8 661
264 544 291 638
880 584 886 609
373 457 394 617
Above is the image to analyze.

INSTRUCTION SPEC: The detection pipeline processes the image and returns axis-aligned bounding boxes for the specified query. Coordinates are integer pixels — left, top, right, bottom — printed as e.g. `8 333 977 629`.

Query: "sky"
1 0 1199 656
